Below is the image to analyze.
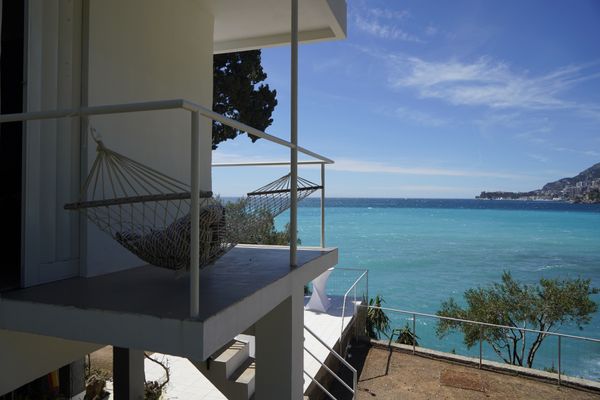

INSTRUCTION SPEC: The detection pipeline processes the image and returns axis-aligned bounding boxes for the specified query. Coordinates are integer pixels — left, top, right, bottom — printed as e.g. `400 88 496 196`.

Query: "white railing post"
412 313 416 355
290 0 299 267
320 163 325 248
479 325 483 369
190 111 200 318
558 335 562 385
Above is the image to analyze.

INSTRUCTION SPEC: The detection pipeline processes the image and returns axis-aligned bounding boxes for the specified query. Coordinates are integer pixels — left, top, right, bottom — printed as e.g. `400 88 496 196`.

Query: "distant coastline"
477 162 600 204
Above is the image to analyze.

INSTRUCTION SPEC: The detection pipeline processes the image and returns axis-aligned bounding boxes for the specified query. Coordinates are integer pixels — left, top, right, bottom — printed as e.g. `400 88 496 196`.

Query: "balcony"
0 98 337 365
0 244 337 361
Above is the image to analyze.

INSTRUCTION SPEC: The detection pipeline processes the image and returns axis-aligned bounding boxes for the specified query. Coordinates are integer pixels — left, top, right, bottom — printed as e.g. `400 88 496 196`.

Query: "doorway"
0 0 25 291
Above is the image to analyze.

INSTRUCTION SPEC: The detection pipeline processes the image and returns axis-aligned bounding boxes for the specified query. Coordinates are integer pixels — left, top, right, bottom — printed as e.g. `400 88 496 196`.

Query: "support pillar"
255 285 304 399
59 359 86 398
113 347 144 400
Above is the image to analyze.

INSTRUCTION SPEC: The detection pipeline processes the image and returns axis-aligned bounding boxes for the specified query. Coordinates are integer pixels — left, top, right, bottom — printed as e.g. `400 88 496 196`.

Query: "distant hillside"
541 163 600 192
477 162 600 203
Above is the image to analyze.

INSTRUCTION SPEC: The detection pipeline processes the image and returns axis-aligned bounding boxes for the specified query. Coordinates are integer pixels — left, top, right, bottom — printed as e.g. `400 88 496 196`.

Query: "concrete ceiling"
212 0 346 53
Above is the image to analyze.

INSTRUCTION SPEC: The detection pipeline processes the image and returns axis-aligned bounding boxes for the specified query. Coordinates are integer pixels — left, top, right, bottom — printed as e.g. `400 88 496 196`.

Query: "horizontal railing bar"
0 99 190 122
304 370 337 400
334 267 369 272
0 98 333 163
192 104 334 163
304 325 357 374
366 305 600 343
304 346 354 394
212 160 331 167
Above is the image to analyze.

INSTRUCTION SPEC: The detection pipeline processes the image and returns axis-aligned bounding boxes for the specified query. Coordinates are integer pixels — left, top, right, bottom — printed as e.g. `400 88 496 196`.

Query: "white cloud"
213 153 533 180
354 13 422 42
385 56 600 111
527 153 549 163
425 24 438 36
350 3 421 42
553 147 600 158
395 106 447 127
368 8 410 20
329 158 531 180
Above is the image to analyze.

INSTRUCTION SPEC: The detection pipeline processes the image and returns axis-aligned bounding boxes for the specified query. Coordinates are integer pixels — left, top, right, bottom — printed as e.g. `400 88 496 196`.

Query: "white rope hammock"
245 173 321 217
65 132 231 271
65 130 323 270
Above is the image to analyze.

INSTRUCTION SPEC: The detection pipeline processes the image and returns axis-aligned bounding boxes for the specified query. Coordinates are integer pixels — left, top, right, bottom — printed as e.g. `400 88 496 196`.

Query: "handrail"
212 160 330 167
304 324 357 399
368 305 600 343
366 304 600 386
0 98 334 163
340 270 369 347
0 97 333 317
303 370 337 400
304 346 354 394
304 326 357 372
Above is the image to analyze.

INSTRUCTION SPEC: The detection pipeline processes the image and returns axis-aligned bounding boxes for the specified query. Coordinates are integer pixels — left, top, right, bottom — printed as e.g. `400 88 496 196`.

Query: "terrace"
350 345 600 400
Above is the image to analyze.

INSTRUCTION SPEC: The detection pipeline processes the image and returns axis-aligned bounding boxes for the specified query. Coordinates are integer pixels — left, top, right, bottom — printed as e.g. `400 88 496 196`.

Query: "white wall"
0 329 100 395
83 0 214 276
23 0 83 287
23 0 216 282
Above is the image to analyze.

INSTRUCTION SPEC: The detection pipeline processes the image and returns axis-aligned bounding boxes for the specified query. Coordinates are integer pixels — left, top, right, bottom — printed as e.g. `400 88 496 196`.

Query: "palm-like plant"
366 294 390 339
394 323 419 346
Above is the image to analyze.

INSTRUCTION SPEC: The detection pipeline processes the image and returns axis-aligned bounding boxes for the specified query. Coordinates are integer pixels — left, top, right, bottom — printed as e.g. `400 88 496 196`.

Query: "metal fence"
363 305 600 385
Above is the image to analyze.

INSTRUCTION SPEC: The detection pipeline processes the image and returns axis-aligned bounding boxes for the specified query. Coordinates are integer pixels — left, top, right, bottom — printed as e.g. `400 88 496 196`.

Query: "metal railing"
366 305 600 385
212 160 331 248
0 98 333 318
304 325 357 400
338 268 368 350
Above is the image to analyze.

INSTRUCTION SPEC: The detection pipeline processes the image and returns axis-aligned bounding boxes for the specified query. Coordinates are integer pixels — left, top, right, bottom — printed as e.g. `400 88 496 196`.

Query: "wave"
535 264 564 271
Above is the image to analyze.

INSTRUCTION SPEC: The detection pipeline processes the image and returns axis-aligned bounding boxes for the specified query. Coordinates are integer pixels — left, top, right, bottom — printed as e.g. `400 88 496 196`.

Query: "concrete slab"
0 245 338 360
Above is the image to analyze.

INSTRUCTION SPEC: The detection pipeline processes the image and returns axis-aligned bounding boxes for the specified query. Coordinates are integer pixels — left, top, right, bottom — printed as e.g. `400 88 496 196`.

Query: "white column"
255 285 304 399
190 111 200 317
113 347 145 400
290 0 299 267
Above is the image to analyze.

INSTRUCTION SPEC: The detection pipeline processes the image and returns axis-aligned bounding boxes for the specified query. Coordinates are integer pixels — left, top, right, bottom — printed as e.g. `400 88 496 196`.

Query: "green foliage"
366 294 390 340
224 199 299 246
212 50 277 149
393 324 419 346
304 284 312 295
543 364 558 374
436 271 598 368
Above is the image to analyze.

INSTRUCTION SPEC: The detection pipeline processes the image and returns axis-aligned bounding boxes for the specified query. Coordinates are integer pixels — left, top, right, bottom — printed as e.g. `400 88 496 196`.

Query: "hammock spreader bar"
65 135 322 271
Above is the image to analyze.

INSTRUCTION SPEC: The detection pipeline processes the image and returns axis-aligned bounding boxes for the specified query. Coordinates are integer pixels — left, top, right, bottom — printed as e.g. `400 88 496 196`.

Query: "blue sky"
213 0 600 198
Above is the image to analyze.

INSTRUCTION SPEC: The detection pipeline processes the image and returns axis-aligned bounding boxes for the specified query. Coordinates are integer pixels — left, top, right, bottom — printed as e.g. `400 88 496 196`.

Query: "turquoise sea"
276 199 600 380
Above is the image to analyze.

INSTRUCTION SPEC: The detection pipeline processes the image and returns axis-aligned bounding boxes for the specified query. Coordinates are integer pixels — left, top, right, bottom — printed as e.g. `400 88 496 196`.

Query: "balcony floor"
0 245 338 360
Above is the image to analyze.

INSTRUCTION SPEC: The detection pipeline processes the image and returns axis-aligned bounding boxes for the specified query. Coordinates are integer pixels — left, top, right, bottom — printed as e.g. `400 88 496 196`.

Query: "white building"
0 1 346 399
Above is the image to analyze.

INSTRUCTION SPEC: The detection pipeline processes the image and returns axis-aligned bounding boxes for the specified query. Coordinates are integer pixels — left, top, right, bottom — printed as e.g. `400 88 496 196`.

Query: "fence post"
320 163 325 248
412 314 416 355
522 328 526 366
558 335 562 386
479 325 483 369
366 270 369 307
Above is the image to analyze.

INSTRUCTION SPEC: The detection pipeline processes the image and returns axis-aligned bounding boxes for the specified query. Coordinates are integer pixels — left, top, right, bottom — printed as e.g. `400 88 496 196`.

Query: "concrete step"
191 339 255 400
211 339 250 380
229 358 256 399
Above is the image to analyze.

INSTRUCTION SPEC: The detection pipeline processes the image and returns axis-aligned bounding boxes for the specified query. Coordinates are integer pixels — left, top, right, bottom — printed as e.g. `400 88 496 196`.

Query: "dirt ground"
89 346 114 378
356 347 600 400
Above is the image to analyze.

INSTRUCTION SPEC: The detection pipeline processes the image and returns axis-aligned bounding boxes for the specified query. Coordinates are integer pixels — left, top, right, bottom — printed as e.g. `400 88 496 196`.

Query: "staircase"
191 339 256 400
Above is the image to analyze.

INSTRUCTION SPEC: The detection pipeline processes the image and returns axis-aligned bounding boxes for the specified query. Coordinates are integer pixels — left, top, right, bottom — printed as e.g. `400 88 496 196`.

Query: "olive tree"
436 272 598 367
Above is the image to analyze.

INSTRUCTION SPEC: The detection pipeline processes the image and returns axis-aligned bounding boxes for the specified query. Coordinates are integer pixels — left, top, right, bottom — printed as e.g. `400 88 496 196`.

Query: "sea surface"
274 198 600 380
